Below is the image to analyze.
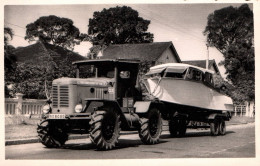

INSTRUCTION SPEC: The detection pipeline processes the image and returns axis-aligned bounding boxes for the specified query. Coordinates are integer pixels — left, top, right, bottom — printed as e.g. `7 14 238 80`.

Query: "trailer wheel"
89 110 121 150
139 108 162 144
169 119 178 137
37 120 68 148
210 120 219 136
178 119 187 137
218 120 226 135
169 119 187 137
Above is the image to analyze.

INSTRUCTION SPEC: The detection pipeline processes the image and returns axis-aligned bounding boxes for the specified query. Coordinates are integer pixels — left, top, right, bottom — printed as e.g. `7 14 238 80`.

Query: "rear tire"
89 110 121 150
37 120 68 148
218 120 226 135
139 108 162 144
210 120 219 136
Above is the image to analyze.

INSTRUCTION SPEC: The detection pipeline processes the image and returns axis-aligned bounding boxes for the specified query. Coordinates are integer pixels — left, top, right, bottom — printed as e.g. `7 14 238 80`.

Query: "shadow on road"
160 130 235 139
60 139 168 151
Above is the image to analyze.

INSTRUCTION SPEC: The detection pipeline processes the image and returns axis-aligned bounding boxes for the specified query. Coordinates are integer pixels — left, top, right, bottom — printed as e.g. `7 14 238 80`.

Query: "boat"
143 63 233 112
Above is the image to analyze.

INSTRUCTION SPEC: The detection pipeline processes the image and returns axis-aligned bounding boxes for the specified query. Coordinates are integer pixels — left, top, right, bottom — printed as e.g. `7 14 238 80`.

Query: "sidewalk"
5 116 255 146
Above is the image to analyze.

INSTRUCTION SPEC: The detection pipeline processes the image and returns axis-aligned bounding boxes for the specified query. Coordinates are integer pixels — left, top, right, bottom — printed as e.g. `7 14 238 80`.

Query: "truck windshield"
78 65 115 79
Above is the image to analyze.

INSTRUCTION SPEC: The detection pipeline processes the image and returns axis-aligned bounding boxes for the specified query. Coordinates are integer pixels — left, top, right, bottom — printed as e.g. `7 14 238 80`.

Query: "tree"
4 27 16 97
11 54 77 99
87 6 154 58
204 4 254 104
25 15 81 50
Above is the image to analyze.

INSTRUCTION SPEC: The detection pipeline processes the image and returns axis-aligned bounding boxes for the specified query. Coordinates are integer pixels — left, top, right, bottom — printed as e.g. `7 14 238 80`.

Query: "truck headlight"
75 104 83 113
42 105 51 114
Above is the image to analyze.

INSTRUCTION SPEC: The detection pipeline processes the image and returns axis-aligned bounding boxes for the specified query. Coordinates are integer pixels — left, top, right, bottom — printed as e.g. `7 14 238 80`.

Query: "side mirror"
120 71 130 79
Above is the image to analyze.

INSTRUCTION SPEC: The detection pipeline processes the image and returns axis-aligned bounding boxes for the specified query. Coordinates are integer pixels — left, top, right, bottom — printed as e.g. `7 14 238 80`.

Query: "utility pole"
206 44 209 70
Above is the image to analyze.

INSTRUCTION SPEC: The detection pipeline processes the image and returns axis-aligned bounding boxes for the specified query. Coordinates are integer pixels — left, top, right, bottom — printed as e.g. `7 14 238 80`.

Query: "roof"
73 59 140 65
182 60 220 74
12 41 86 64
149 63 214 74
100 42 181 62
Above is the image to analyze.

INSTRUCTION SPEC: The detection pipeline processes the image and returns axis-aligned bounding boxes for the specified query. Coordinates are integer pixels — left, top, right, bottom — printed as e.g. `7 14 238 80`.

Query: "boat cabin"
145 63 215 87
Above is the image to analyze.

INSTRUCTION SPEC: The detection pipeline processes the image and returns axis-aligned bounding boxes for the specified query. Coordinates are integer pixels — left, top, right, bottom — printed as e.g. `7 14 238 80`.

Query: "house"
101 42 182 65
12 41 86 64
182 59 220 75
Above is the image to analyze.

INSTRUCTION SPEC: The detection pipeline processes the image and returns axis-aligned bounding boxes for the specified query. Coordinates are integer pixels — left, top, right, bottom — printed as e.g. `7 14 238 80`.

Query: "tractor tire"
89 110 121 150
139 108 162 144
169 118 187 137
210 119 219 136
37 120 68 148
218 120 226 135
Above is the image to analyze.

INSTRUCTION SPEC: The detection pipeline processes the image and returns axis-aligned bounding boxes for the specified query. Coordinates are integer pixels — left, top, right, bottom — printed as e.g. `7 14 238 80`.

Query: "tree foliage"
4 27 16 97
10 55 77 99
204 4 254 102
25 15 81 50
87 6 154 58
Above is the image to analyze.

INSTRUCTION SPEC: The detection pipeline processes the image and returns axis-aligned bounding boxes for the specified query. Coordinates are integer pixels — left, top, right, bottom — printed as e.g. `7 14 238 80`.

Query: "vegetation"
204 4 254 104
87 6 154 58
25 15 81 50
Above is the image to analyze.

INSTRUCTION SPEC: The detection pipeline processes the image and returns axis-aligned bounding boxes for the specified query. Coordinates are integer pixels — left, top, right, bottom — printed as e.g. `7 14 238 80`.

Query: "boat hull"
145 78 233 112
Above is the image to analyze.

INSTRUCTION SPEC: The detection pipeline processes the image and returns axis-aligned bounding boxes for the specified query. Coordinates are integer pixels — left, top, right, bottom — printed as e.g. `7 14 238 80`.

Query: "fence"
233 105 246 117
5 93 46 116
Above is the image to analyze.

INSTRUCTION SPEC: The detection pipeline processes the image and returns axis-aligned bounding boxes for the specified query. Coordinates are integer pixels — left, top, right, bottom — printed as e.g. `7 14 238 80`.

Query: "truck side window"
120 71 130 79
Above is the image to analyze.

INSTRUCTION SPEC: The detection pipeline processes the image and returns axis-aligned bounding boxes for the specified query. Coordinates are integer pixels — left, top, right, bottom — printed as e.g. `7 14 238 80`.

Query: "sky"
4 3 254 77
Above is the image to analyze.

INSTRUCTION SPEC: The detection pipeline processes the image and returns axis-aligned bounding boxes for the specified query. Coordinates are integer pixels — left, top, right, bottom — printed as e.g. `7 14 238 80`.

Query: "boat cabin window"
145 67 165 78
204 72 214 86
186 68 203 81
163 67 187 79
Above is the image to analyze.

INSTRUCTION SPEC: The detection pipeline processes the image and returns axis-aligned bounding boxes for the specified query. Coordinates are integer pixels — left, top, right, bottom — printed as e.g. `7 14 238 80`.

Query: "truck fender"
134 101 164 114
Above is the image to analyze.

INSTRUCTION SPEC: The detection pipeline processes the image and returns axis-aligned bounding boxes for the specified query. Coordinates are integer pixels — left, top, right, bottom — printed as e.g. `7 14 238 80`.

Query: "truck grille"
52 85 69 108
95 88 105 99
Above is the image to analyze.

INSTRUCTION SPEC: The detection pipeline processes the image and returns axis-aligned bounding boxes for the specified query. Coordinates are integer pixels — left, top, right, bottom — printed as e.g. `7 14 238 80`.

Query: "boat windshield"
163 67 187 79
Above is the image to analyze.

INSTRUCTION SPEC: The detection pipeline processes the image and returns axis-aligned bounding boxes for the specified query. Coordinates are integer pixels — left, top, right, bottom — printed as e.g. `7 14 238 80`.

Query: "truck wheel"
139 108 162 144
218 120 226 135
210 120 219 136
89 110 121 150
37 120 68 148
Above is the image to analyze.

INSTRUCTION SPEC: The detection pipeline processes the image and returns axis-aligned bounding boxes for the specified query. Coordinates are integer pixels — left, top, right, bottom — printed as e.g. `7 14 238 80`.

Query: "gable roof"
101 42 181 63
182 59 220 74
12 41 86 64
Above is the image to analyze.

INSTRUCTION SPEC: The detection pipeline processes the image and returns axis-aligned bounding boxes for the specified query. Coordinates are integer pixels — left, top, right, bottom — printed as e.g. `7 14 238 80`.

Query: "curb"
5 131 138 146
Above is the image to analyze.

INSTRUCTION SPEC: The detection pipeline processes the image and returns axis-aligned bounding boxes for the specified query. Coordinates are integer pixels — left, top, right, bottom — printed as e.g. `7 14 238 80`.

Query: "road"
5 123 255 159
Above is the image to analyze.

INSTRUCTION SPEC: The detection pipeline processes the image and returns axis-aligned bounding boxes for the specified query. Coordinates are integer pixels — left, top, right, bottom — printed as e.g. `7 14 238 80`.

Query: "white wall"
155 47 178 65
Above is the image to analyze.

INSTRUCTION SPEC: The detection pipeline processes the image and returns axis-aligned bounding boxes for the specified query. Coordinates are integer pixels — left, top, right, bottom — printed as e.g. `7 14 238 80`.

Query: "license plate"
48 114 66 119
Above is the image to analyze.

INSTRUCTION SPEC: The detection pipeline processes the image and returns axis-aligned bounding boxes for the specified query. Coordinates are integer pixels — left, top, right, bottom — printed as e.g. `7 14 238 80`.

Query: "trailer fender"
207 113 230 121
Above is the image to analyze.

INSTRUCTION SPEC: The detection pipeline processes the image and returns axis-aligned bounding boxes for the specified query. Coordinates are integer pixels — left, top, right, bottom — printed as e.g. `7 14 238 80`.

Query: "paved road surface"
5 123 255 159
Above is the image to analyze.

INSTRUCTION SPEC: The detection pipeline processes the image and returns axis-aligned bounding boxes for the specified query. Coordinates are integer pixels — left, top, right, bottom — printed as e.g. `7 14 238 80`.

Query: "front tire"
37 120 68 148
89 110 121 150
139 108 162 144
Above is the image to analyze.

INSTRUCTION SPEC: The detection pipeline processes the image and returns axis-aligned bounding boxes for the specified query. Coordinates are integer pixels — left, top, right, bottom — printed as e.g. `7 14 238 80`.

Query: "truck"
37 59 233 150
